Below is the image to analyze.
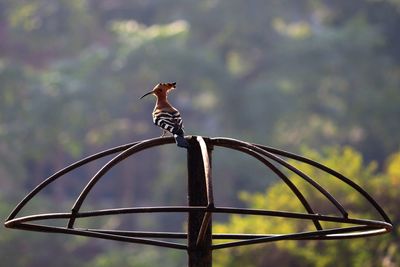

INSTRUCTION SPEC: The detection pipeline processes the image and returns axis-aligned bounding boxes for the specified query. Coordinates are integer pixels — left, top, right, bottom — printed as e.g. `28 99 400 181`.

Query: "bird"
140 82 189 148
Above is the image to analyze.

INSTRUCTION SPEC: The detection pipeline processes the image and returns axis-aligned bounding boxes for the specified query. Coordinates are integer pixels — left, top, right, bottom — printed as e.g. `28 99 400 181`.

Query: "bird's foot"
160 130 168 137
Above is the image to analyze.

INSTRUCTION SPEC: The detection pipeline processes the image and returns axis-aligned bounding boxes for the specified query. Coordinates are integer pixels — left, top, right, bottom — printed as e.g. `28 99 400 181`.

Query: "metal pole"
187 136 212 267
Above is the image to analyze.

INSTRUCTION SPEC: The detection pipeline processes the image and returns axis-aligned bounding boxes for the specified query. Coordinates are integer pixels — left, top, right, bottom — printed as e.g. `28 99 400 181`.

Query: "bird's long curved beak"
140 91 153 99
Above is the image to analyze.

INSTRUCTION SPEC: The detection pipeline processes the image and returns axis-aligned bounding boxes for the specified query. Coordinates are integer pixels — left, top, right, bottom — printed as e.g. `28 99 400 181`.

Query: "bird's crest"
155 82 176 91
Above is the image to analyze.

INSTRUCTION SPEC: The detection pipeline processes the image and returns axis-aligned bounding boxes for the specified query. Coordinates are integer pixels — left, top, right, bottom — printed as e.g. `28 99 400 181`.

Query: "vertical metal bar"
187 136 212 267
196 136 214 247
196 136 214 205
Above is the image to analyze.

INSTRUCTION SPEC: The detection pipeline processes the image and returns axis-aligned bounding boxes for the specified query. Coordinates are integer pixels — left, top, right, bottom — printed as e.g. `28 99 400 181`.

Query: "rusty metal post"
187 136 212 267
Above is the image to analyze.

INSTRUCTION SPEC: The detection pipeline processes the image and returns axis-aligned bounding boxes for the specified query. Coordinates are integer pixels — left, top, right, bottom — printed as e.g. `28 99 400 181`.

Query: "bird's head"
140 82 176 99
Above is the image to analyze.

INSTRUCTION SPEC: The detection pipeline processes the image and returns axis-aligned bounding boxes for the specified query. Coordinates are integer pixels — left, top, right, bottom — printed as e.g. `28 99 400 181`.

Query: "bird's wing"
171 111 183 128
153 111 183 133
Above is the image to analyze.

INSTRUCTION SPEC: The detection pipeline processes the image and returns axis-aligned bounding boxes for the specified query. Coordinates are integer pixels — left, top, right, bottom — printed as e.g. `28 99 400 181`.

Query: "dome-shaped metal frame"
5 136 393 252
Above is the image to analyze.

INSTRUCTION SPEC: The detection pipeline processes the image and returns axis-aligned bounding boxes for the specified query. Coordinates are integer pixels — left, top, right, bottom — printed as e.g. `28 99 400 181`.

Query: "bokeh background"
1 1 399 266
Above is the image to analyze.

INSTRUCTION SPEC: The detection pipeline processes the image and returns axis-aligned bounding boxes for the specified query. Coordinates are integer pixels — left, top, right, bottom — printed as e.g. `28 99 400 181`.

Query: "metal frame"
4 136 393 252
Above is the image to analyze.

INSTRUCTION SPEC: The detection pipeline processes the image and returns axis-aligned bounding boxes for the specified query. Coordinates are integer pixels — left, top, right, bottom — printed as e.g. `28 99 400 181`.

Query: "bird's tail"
174 134 188 148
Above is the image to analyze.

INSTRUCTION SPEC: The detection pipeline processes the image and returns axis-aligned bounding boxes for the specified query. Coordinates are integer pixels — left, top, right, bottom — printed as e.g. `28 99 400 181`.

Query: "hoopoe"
140 82 189 148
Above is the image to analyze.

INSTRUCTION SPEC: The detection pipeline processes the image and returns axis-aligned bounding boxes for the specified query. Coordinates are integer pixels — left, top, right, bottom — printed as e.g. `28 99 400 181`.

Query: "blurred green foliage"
1 0 399 266
214 147 400 267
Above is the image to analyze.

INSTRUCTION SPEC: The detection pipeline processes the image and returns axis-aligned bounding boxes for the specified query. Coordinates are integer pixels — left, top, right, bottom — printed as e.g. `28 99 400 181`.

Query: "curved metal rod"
212 138 348 218
6 141 142 221
75 229 389 240
7 211 389 249
211 225 382 250
11 221 385 251
6 202 391 251
67 137 176 228
212 207 391 229
255 144 392 224
83 230 301 240
224 144 322 230
14 223 187 250
7 206 390 230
